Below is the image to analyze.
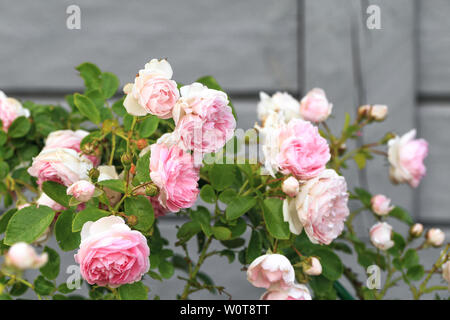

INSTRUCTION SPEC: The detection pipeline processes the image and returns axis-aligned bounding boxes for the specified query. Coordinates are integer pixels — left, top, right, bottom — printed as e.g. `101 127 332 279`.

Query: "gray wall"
0 0 448 299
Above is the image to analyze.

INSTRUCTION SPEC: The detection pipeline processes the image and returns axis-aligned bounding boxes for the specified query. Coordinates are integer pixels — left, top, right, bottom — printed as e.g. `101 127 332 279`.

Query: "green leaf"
0 131 7 146
34 275 56 296
212 226 232 240
124 196 155 233
42 181 70 207
118 282 148 300
76 62 102 90
55 210 81 251
314 248 344 281
10 282 29 296
354 187 372 207
246 230 262 264
220 238 245 249
225 196 256 220
229 217 247 239
196 76 237 120
262 198 290 239
210 164 235 191
0 208 16 234
0 162 9 179
112 97 126 117
191 207 212 237
353 153 366 170
218 189 237 204
406 265 425 281
101 72 120 99
97 179 125 193
72 208 110 232
7 116 31 138
74 93 101 124
58 283 76 294
158 260 175 279
389 206 413 226
200 184 216 204
402 249 420 269
135 151 151 184
4 206 55 245
387 232 406 257
176 221 201 244
40 246 60 280
139 116 159 138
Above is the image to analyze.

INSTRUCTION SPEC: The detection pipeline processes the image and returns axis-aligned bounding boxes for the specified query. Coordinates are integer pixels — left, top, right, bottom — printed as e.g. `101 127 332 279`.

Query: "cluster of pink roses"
125 59 236 213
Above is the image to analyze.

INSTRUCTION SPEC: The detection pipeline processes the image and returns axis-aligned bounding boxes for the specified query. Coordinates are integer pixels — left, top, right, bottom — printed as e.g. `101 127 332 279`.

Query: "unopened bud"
370 105 388 121
426 228 445 247
127 215 138 226
136 139 148 150
410 223 424 238
89 168 100 183
130 164 136 175
145 184 159 197
303 257 322 276
282 177 299 197
121 154 133 167
5 242 48 270
381 132 396 144
338 143 347 156
82 142 96 155
358 105 371 119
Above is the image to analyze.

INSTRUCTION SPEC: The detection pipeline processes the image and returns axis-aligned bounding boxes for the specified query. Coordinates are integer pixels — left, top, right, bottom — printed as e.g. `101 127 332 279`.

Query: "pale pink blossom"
426 228 445 247
277 119 330 180
74 216 150 287
28 148 92 187
5 242 48 270
410 223 424 237
284 169 349 245
258 91 301 124
282 177 300 197
370 105 388 121
149 143 199 212
370 222 394 251
67 180 96 202
388 129 428 188
371 194 394 216
44 129 99 166
299 88 332 123
261 283 312 300
173 83 236 158
247 254 295 290
123 59 179 118
0 91 30 132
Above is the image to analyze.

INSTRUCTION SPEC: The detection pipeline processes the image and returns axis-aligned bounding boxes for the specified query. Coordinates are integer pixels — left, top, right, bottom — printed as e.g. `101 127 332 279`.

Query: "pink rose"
388 129 428 188
37 192 67 211
371 194 394 216
261 283 312 300
0 91 30 132
44 129 99 166
148 196 168 218
285 169 349 245
410 223 424 237
277 119 330 180
67 180 96 202
299 88 332 123
247 254 295 290
5 242 48 270
173 83 236 158
123 59 179 118
74 216 150 287
426 228 445 247
282 177 299 197
28 148 92 187
149 143 199 212
370 222 394 251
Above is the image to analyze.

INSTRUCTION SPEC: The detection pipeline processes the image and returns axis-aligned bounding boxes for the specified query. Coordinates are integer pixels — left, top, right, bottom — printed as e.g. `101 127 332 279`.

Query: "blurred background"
0 0 448 299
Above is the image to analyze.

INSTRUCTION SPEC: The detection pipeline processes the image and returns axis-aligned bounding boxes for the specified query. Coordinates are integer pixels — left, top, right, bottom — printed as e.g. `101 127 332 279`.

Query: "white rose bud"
282 177 300 197
303 257 322 276
410 223 424 238
5 242 48 270
370 105 388 121
370 222 394 251
426 228 445 247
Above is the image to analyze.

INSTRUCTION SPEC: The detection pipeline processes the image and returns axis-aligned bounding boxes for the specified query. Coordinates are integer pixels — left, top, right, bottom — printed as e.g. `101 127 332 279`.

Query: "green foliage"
55 210 81 251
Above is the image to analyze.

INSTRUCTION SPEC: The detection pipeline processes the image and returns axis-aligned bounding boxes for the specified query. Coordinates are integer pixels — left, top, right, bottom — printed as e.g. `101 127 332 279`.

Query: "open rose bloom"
247 254 295 290
261 283 312 300
75 216 150 287
299 88 333 123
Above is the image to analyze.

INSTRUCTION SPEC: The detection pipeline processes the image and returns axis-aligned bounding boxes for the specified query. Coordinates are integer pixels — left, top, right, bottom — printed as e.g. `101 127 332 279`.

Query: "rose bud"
247 254 295 289
426 228 445 247
357 105 371 119
370 105 388 121
370 222 394 251
89 167 100 182
299 88 333 123
261 283 312 300
370 194 394 216
5 242 48 270
67 180 96 202
442 261 450 285
136 139 148 150
282 177 300 197
303 257 322 276
410 223 424 238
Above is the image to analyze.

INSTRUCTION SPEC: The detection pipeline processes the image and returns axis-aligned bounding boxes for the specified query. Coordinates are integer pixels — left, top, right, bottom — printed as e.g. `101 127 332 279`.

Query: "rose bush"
0 59 447 300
